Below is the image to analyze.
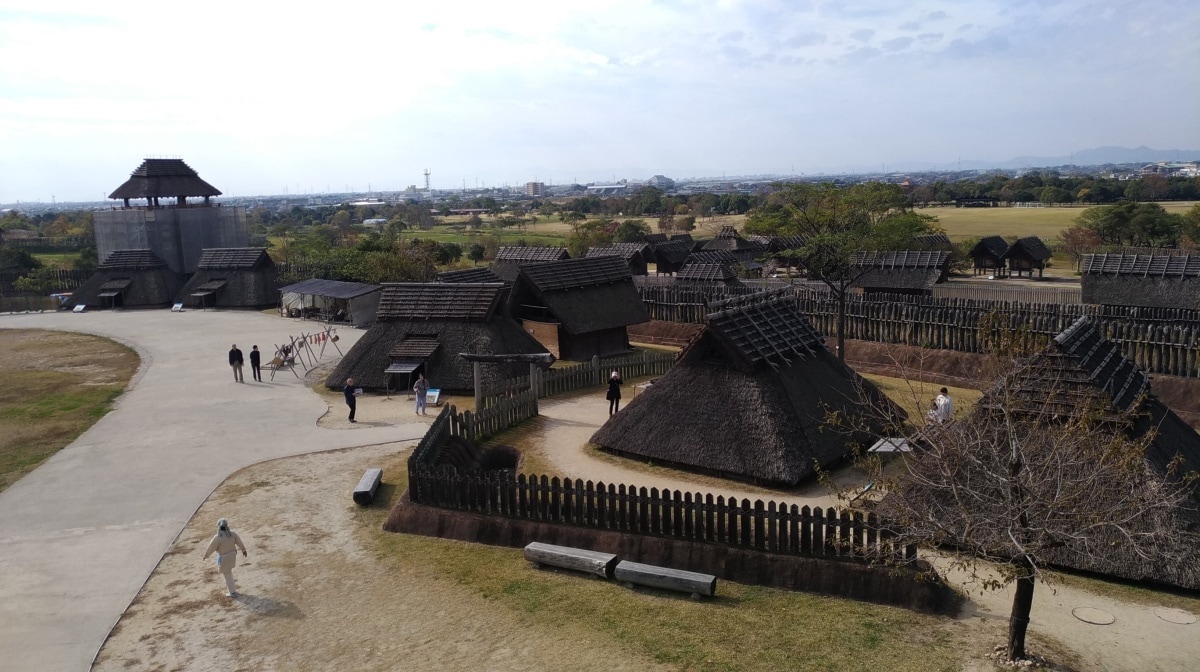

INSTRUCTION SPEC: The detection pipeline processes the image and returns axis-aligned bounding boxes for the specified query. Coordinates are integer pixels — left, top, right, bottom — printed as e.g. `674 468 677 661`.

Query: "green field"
924 201 1197 244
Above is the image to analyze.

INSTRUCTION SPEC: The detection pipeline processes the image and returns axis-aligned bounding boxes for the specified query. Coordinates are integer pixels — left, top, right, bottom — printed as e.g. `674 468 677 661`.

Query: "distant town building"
1139 162 1200 178
94 159 248 275
524 182 545 197
646 175 675 190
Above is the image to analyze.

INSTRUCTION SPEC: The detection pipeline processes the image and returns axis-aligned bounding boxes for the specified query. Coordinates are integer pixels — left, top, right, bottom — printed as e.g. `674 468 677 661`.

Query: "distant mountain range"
821 146 1200 175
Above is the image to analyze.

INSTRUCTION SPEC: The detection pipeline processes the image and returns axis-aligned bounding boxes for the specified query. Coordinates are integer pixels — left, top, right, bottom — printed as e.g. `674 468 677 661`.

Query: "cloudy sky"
1 0 1197 203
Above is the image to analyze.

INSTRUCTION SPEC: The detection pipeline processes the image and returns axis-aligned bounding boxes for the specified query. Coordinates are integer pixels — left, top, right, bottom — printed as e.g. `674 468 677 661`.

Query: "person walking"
249 345 262 382
934 387 954 424
203 518 248 597
606 370 623 416
228 344 244 383
344 377 358 423
413 372 430 416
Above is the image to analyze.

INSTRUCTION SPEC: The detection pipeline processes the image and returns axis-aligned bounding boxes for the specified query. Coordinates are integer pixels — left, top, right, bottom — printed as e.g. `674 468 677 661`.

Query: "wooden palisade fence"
479 350 676 409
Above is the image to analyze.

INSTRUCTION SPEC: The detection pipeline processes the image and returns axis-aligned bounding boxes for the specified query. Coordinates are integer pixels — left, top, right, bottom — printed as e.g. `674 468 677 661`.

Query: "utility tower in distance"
423 168 431 197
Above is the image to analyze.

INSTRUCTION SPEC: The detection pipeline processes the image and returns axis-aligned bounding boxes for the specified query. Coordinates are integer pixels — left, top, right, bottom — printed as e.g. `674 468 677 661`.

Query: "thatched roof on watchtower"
508 256 649 336
326 283 549 392
590 291 899 485
1080 253 1200 309
108 158 221 202
68 249 182 309
176 248 277 308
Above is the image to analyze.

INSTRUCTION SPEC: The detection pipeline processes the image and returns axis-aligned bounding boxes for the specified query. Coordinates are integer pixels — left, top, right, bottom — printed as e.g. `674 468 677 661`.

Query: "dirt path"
93 441 666 672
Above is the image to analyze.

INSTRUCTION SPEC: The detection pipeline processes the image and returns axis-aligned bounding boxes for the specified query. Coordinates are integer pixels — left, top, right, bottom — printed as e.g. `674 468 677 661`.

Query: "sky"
1 0 1198 203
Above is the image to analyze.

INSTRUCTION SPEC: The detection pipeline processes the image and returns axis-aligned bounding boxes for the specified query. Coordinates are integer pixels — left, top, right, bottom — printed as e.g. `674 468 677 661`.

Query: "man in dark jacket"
229 344 244 383
249 345 262 382
343 377 358 422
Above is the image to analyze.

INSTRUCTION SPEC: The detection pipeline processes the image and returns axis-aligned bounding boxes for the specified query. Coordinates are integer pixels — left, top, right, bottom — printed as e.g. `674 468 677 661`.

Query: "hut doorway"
384 361 426 399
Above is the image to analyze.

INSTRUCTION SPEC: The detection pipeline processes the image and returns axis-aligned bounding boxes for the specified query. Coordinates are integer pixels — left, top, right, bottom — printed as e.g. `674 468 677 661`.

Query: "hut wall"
95 207 247 275
521 319 561 359
180 268 279 308
1082 276 1200 310
559 326 630 361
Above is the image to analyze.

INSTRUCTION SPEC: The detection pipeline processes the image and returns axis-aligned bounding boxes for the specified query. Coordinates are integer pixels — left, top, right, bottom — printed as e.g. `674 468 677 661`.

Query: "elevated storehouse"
177 248 278 309
95 159 248 275
326 283 549 393
591 291 898 485
968 236 1009 276
1002 236 1052 278
508 256 649 361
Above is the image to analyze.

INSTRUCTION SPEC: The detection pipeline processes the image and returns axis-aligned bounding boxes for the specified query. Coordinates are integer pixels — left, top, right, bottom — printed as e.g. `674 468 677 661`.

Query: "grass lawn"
363 464 971 672
0 330 138 492
31 252 80 269
860 373 982 423
924 201 1197 244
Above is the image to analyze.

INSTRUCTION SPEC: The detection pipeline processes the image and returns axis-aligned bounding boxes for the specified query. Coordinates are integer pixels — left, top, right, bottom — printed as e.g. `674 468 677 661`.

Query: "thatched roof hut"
108 158 221 207
508 256 650 361
850 250 950 295
674 261 743 287
176 248 278 308
651 239 693 275
701 226 764 261
643 233 668 245
438 267 507 285
911 233 953 250
585 242 652 275
68 250 183 309
957 317 1200 588
968 236 1009 276
491 246 570 281
591 291 898 485
1080 253 1200 309
1003 236 1052 278
326 283 549 393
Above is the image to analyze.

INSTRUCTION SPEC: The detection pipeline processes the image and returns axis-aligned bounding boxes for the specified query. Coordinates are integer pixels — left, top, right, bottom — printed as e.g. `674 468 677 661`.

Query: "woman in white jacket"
203 518 248 597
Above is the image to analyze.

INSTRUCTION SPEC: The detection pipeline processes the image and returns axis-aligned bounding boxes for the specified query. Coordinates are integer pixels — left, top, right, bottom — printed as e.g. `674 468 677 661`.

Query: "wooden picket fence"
407 468 914 563
411 393 541 467
930 284 1082 304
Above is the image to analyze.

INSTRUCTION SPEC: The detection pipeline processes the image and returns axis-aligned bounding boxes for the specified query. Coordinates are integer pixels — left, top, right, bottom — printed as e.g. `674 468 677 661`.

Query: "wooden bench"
614 560 717 599
352 468 383 506
523 542 618 579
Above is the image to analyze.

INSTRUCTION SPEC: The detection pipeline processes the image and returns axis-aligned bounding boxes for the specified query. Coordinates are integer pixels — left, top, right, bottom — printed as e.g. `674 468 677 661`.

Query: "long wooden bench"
523 542 618 579
613 560 717 599
352 468 383 506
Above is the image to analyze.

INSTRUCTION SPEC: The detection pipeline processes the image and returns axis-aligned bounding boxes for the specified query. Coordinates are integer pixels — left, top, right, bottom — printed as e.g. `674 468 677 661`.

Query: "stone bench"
614 560 717 599
523 542 618 579
352 468 383 506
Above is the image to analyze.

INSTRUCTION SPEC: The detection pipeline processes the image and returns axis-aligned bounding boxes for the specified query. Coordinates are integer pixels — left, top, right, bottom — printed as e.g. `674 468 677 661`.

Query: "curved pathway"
0 310 426 671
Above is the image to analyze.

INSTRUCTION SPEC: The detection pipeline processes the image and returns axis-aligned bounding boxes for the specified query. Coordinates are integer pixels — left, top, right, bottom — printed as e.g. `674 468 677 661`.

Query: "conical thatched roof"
590 291 899 485
326 283 550 392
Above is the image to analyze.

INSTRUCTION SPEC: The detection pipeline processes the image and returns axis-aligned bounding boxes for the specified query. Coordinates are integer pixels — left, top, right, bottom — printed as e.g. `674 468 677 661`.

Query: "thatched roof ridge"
376 283 503 322
108 159 221 200
644 233 668 245
704 291 823 370
100 249 167 270
196 248 271 269
969 236 1009 259
1082 253 1200 277
1004 236 1052 262
676 261 736 282
851 250 950 269
911 233 952 249
518 255 632 292
670 233 694 243
438 267 506 284
585 242 653 262
494 246 570 263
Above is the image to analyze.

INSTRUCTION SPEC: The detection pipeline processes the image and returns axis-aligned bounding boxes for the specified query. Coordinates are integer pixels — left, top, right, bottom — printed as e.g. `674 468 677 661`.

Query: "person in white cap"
203 518 248 597
606 370 623 416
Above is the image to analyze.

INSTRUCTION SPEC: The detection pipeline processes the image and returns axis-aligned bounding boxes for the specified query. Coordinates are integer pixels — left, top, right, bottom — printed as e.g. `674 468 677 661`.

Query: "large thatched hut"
1080 253 1200 309
68 249 183 309
968 236 1009 276
590 291 899 485
491 246 570 281
176 248 278 308
507 256 650 361
674 261 743 288
1002 236 1052 278
850 250 950 295
585 242 653 275
951 317 1200 588
701 226 764 262
326 283 549 393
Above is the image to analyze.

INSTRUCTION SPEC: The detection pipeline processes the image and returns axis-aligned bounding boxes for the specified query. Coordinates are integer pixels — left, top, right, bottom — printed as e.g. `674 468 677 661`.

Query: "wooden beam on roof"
457 352 556 365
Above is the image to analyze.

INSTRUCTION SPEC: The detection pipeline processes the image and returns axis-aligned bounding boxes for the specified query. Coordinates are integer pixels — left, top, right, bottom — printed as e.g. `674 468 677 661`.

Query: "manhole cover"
1154 608 1197 624
1072 607 1115 625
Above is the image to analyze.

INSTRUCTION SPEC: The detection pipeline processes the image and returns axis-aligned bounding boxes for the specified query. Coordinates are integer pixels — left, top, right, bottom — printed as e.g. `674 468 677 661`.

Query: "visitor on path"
606 370 623 416
203 518 248 597
344 377 358 423
413 372 430 416
934 387 954 424
228 344 244 383
249 345 262 382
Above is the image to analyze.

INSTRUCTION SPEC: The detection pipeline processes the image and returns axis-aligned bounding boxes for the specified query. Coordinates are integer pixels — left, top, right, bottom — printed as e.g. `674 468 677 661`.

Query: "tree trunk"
1007 568 1035 661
